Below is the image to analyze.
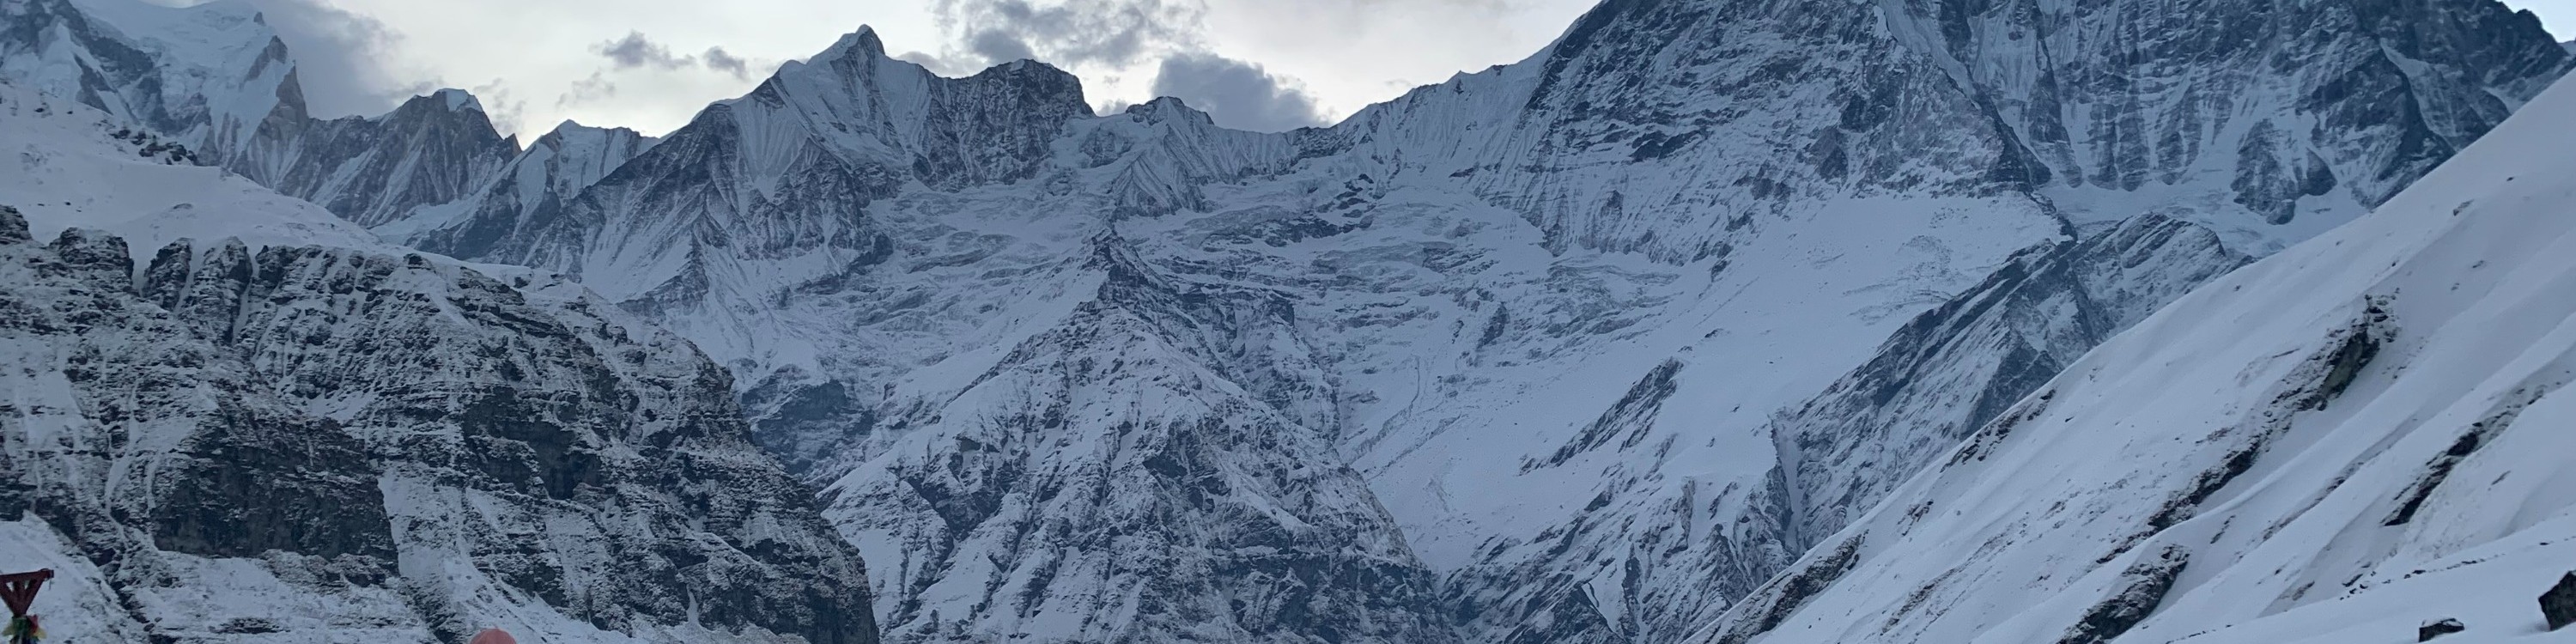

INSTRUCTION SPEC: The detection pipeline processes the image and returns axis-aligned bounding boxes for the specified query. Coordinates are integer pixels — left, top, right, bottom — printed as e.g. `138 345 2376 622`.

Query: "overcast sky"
206 0 2576 139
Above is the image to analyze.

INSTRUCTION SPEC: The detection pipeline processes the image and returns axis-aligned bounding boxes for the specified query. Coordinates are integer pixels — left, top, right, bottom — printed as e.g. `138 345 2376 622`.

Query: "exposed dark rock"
0 205 28 244
1706 538 1863 644
2419 617 2466 641
1528 360 1685 471
2543 573 2576 631
2057 545 2190 644
0 233 878 642
1782 214 2249 545
2143 304 2391 532
2386 385 2556 526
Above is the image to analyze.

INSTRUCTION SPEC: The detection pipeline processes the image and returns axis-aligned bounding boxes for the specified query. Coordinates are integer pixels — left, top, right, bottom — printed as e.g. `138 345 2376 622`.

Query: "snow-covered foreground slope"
0 84 878 643
1701 75 2576 644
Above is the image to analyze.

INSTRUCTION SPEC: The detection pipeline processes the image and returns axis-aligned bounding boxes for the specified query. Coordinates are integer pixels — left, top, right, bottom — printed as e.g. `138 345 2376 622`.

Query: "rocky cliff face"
410 121 657 260
234 88 520 229
0 204 876 643
818 239 1454 644
1889 0 2567 241
0 76 878 643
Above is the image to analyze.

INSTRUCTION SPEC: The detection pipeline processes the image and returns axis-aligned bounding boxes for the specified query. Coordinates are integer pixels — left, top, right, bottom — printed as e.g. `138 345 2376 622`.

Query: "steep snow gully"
3 0 2574 642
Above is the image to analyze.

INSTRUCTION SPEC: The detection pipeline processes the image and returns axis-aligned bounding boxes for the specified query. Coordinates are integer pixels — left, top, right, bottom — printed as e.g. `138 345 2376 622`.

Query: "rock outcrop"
0 204 876 643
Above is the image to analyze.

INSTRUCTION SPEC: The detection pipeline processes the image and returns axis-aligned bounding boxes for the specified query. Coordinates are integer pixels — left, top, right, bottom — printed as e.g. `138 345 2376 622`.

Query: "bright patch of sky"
179 0 2576 138
196 0 1595 137
2512 0 2576 38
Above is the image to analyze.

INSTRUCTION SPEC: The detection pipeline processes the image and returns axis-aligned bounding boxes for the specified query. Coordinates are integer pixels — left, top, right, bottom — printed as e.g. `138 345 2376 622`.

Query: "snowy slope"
0 82 878 644
1767 213 2251 549
0 0 297 168
0 0 525 231
1320 2 2566 641
0 82 380 253
1698 74 2576 644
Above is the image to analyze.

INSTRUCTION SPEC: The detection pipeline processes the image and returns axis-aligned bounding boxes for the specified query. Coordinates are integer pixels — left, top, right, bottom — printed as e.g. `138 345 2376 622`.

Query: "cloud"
896 51 980 76
703 46 750 79
593 31 696 70
966 29 1037 64
467 77 529 135
585 33 775 82
933 0 1205 69
556 71 617 108
1148 52 1326 132
921 1 1328 130
240 0 418 118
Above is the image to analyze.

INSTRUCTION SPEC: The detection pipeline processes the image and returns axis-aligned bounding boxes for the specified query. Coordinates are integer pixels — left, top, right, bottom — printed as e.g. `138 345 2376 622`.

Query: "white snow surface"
0 81 627 289
0 82 384 252
0 0 294 165
1702 75 2576 644
0 518 149 643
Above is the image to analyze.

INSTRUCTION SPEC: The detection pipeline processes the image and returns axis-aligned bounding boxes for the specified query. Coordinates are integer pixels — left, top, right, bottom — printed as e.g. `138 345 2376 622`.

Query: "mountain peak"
541 118 642 139
378 88 484 118
964 57 1083 93
428 88 481 112
812 25 888 64
528 118 653 157
1124 96 1215 126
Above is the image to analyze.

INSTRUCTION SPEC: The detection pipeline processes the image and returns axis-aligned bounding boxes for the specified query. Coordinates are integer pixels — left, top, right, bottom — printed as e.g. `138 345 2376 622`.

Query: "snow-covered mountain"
1698 70 2576 644
7 0 2573 643
0 78 876 643
192 1 2547 643
234 88 519 229
408 121 658 258
0 0 527 232
0 0 295 170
